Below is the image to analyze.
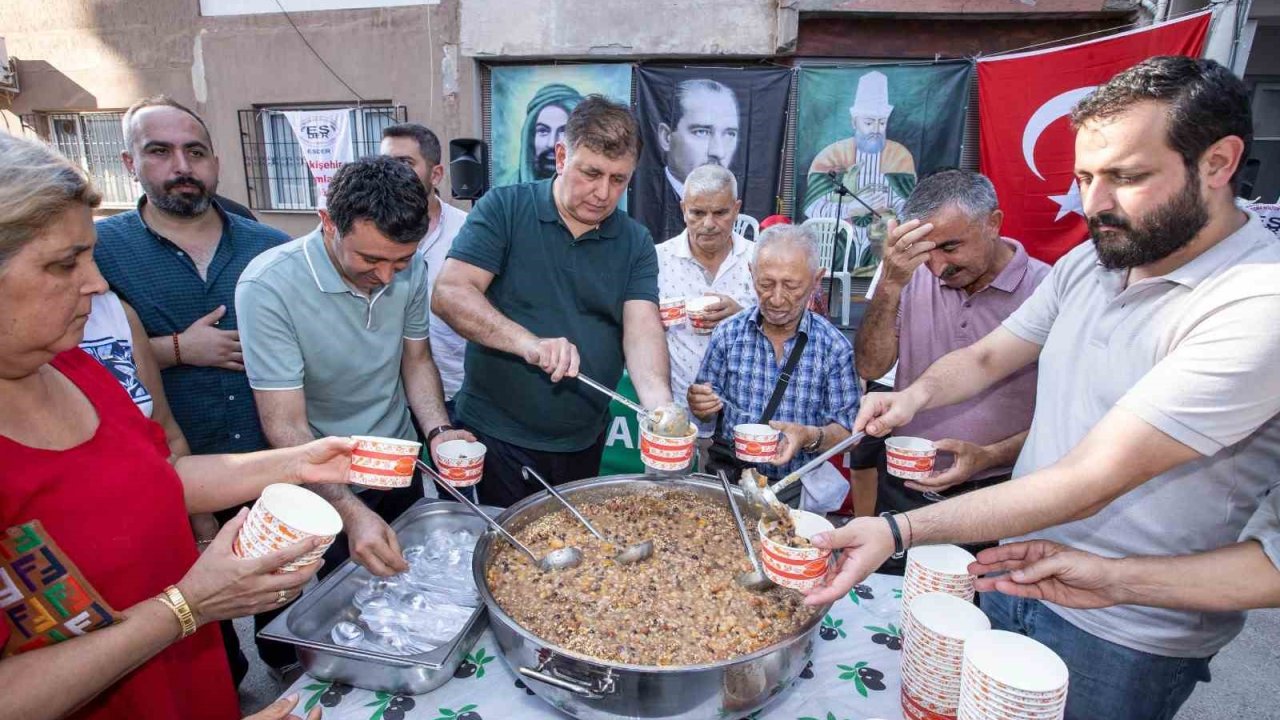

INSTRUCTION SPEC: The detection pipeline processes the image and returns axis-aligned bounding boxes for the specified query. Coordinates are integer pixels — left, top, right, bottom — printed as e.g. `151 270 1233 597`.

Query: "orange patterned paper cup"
886 436 937 480
348 435 422 489
685 295 720 336
733 423 781 463
639 421 697 471
757 510 836 562
659 297 687 328
436 439 486 487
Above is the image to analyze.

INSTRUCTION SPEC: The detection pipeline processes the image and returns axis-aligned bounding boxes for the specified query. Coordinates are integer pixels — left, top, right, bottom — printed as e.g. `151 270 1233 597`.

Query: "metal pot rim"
473 473 835 673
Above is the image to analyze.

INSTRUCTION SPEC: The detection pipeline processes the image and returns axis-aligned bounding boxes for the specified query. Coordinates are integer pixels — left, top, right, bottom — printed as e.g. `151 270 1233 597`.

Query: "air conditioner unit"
0 38 19 94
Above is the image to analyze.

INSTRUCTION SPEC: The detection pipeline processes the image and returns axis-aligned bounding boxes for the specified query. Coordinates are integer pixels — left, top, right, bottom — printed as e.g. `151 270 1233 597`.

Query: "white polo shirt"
418 201 469 400
1003 210 1280 658
656 230 756 411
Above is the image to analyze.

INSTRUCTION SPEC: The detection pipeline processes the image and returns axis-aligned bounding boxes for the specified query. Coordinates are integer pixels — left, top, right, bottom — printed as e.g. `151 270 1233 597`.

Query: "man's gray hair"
756 223 821 273
683 164 738 200
901 169 998 223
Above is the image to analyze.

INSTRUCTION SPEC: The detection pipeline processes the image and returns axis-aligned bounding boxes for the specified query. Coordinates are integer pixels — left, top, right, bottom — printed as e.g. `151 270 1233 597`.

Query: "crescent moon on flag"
1022 86 1097 181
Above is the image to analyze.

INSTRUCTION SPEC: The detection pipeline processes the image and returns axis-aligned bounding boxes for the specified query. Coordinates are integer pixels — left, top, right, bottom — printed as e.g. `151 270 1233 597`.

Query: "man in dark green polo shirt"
434 96 673 506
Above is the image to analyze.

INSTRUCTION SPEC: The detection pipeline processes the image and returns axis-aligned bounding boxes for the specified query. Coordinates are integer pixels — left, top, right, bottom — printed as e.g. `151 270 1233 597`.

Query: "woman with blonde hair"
0 132 350 719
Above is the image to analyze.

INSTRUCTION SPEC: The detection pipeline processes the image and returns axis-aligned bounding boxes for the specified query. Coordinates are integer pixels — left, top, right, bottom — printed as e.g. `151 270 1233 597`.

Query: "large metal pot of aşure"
472 474 834 720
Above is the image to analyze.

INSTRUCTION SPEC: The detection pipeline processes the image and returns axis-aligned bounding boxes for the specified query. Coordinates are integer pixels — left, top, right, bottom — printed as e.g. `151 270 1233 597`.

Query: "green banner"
793 62 971 276
598 371 646 476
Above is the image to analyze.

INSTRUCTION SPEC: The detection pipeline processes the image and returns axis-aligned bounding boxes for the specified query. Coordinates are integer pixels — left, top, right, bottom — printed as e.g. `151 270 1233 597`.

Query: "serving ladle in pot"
522 466 655 565
575 374 691 437
739 431 867 523
716 470 774 592
415 459 582 572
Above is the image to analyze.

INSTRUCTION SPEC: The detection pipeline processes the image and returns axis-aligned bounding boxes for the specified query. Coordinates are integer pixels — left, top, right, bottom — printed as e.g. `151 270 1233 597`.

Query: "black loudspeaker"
449 139 488 201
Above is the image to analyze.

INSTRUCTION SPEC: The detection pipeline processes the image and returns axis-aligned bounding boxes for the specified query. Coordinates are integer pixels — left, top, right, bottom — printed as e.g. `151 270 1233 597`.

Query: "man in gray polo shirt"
238 156 471 577
808 57 1280 719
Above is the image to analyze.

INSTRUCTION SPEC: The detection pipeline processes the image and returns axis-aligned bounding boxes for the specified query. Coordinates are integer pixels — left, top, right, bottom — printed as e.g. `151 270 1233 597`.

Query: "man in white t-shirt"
655 164 755 423
381 123 468 411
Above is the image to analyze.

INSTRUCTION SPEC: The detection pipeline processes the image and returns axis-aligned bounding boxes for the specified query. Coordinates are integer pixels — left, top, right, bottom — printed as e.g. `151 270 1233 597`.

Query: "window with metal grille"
238 104 407 211
40 111 139 208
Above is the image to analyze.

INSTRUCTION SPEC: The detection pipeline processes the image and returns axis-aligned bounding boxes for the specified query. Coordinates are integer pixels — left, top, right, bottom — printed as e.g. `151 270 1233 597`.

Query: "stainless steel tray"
259 498 496 695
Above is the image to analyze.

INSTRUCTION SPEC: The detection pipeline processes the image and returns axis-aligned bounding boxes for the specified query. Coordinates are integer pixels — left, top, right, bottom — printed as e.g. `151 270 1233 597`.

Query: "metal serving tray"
259 498 495 695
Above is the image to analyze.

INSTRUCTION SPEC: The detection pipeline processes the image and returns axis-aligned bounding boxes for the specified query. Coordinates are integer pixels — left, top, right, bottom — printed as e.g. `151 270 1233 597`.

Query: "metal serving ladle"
575 374 691 437
716 470 774 592
415 460 582 572
740 431 867 522
522 467 655 565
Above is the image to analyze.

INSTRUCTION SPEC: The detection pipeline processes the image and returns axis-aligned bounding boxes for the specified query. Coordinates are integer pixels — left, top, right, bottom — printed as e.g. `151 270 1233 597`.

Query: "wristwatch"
425 424 455 446
803 426 825 453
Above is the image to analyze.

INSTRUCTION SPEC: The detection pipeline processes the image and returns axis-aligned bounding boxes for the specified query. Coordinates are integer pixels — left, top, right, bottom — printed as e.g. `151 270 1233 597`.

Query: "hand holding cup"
177 509 325 626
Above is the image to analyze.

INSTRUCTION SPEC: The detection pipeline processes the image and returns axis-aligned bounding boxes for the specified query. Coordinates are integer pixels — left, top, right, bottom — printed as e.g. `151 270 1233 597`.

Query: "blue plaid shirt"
695 306 861 479
94 198 289 454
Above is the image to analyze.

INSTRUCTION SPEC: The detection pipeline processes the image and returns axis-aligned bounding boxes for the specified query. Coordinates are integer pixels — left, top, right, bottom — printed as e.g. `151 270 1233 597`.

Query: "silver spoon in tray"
416 459 582 571
522 466 655 565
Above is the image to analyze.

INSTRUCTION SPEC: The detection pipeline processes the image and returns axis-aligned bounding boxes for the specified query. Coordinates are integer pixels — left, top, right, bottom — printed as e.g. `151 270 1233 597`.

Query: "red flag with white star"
977 11 1211 264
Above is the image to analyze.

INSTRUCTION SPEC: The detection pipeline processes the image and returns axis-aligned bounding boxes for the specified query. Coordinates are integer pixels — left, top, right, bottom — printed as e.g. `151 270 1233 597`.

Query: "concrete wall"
794 0 1133 13
1 0 475 238
460 0 785 58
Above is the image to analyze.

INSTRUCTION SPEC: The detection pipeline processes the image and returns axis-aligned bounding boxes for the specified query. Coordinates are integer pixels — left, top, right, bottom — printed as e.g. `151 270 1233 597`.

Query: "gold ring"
276 590 289 605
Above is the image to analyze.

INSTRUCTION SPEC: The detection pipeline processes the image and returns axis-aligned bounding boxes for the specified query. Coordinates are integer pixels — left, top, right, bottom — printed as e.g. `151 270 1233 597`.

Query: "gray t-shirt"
1002 212 1280 658
236 227 429 442
1241 486 1280 570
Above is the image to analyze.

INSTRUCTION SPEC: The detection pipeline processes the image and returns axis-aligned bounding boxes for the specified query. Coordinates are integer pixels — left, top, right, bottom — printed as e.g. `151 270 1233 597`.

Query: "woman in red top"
0 133 354 719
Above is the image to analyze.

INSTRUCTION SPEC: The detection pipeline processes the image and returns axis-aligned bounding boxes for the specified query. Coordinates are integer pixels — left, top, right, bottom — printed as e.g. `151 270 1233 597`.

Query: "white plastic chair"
733 213 760 241
801 217 857 326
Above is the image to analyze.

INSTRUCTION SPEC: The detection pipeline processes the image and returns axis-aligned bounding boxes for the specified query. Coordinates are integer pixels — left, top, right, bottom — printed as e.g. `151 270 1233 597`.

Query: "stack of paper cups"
900 592 991 720
959 630 1069 720
233 484 343 572
903 544 977 614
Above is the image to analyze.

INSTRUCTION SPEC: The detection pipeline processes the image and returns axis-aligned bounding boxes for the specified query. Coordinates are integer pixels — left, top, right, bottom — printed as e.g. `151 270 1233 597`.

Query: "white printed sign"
1247 203 1280 237
282 110 354 209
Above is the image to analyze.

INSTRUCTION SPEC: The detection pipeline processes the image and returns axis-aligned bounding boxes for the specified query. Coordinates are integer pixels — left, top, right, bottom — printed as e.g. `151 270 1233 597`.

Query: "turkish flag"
978 12 1211 264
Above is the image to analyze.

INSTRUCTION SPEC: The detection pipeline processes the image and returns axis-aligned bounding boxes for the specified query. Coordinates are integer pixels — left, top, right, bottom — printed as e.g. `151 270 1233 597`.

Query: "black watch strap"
880 512 906 559
425 424 455 446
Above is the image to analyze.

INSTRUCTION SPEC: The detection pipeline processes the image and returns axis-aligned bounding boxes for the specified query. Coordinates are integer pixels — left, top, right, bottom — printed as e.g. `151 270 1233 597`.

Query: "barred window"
37 111 139 208
238 104 407 211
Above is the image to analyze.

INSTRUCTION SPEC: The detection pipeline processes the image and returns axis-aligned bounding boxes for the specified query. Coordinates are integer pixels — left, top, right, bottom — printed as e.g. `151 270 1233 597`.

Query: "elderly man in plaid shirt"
688 224 861 506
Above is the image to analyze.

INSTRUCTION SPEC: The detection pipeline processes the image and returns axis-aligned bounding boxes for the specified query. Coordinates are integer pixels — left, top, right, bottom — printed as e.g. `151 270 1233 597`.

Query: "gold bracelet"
156 585 197 639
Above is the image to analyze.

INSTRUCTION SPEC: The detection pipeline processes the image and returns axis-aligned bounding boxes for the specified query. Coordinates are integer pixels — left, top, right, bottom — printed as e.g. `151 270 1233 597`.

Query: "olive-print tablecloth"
276 573 906 720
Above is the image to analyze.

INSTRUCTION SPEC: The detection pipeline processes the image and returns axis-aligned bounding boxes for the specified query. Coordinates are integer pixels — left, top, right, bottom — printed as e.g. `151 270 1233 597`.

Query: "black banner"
632 65 792 243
